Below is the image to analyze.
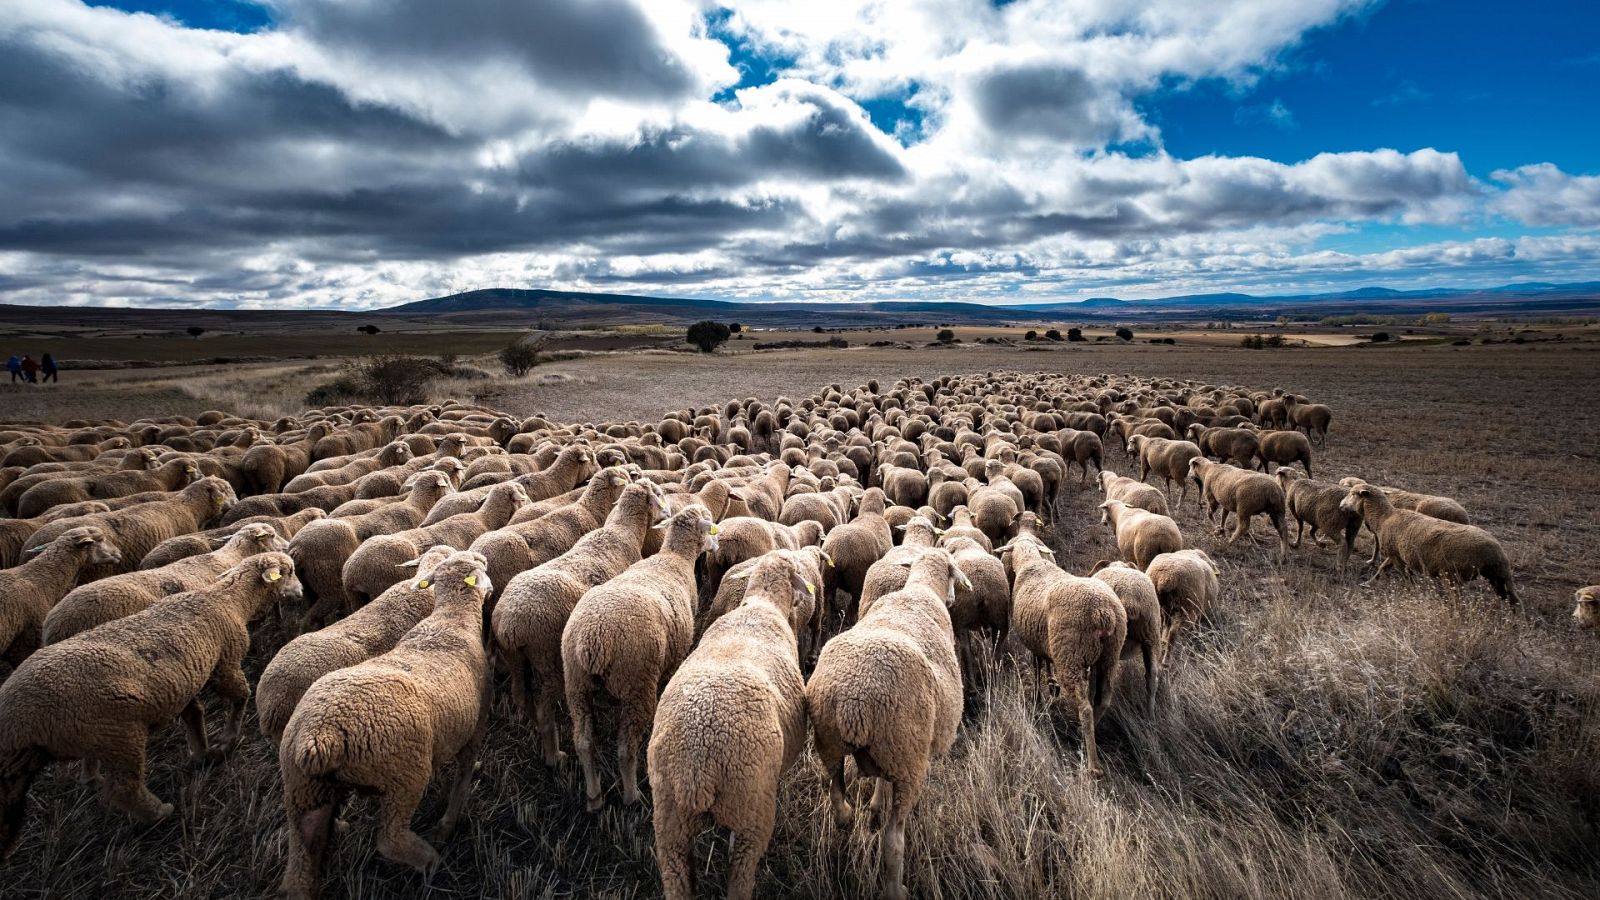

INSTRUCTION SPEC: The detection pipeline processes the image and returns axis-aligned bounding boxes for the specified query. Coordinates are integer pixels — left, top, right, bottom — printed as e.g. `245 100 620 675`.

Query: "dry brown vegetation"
2 340 1597 900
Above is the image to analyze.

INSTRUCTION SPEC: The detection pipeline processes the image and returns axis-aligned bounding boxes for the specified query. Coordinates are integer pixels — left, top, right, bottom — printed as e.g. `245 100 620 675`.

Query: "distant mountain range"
382 282 1600 325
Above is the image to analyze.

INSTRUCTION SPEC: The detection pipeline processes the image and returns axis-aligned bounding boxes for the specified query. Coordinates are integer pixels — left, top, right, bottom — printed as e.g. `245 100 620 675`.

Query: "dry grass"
3 342 1598 900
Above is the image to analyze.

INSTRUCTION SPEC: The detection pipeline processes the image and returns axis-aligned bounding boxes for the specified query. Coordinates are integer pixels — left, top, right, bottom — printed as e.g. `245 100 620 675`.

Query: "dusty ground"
3 339 1598 900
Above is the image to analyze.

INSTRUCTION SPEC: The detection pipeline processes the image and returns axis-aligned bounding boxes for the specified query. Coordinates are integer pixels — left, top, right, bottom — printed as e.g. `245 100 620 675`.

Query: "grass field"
2 339 1597 899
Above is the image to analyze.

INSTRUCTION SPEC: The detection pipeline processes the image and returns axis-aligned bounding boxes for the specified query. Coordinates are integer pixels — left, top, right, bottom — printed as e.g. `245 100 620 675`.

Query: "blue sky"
4 0 1598 308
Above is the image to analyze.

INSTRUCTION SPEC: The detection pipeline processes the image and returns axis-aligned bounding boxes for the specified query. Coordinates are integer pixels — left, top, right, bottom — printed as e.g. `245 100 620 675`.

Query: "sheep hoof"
585 792 605 814
832 801 855 829
153 802 175 821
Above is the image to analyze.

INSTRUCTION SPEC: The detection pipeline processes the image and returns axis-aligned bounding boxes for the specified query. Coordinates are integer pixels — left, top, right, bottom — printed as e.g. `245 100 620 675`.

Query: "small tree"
186 326 206 339
729 322 743 333
357 324 381 335
499 340 543 377
1067 328 1085 342
936 329 956 344
1045 328 1063 341
358 355 432 405
1115 326 1134 341
1370 332 1391 343
687 320 732 353
1024 330 1038 340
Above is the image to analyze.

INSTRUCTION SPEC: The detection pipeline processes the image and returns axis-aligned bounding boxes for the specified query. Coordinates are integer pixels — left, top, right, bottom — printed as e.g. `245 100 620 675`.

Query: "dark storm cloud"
272 0 711 101
971 63 1140 145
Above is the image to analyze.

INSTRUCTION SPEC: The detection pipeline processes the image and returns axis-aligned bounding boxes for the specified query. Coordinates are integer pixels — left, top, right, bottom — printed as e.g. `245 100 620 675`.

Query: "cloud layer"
0 0 1595 309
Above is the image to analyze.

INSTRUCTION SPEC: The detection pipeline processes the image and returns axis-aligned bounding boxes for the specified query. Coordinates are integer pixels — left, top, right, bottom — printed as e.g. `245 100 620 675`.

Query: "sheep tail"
284 713 349 779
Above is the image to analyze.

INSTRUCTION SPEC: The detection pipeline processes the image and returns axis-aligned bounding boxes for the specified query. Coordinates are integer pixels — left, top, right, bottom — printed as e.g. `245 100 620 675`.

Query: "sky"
0 0 1597 310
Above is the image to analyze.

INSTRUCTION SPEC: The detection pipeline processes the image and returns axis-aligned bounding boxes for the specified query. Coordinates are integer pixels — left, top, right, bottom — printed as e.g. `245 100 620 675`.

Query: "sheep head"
254 552 303 606
1574 587 1599 630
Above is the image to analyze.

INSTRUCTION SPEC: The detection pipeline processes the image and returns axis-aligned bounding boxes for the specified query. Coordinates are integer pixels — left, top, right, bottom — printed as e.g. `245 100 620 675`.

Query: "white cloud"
1491 164 1600 227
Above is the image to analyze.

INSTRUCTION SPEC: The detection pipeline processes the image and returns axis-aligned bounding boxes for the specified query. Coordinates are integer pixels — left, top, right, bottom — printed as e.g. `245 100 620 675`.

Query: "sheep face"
1339 486 1375 515
61 526 123 567
259 555 304 606
242 523 290 553
1575 587 1600 630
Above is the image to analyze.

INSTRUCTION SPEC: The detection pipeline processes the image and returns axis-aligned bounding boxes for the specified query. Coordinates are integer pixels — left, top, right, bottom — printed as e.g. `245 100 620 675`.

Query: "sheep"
340 481 528 606
471 466 632 598
1145 549 1220 652
1186 423 1261 469
1090 561 1162 708
1340 484 1518 602
1256 430 1313 477
1275 470 1360 571
1096 470 1169 516
0 553 300 859
857 515 942 615
702 545 832 662
282 441 412 493
1291 402 1333 447
0 502 112 568
278 551 492 899
15 458 199 518
562 505 719 810
138 507 325 570
699 516 823 604
1188 457 1289 557
1129 435 1203 508
995 535 1124 778
806 548 966 900
1575 586 1599 630
490 482 666 767
285 469 455 627
42 522 288 645
941 505 991 552
421 443 595 524
1337 477 1469 524
257 546 454 743
966 478 1021 545
819 487 893 627
940 535 1011 690
0 527 123 683
647 551 812 900
21 477 238 581
1097 499 1184 569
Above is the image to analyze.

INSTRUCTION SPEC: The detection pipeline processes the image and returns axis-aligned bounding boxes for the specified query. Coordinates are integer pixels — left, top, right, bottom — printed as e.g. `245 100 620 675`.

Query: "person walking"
5 355 19 383
40 353 58 383
20 355 39 384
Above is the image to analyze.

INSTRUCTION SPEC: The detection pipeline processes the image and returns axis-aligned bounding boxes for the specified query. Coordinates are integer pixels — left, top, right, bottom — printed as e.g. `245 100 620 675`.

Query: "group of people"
7 354 58 384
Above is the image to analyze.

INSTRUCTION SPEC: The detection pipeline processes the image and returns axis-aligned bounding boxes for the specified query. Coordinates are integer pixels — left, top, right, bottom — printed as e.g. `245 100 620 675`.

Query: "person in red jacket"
19 355 39 383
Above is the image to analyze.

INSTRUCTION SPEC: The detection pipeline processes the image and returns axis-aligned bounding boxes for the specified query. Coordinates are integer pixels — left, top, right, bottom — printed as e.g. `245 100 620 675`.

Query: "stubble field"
3 339 1597 899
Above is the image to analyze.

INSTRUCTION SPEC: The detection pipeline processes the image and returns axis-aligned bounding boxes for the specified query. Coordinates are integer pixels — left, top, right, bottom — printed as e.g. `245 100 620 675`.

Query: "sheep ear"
264 569 283 583
26 544 48 555
397 558 423 569
1089 559 1112 574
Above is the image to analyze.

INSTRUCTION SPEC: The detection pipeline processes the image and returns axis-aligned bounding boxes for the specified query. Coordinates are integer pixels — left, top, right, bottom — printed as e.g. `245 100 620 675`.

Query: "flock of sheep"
0 370 1585 900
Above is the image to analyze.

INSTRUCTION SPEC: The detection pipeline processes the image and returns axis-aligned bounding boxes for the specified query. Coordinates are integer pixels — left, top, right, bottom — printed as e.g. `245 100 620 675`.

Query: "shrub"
186 326 206 339
1161 337 1176 345
936 328 956 343
1045 329 1063 341
499 342 542 377
358 354 436 404
687 320 732 353
1115 326 1134 341
1025 330 1038 340
827 337 849 348
1371 332 1392 343
729 322 742 333
812 326 825 334
356 324 381 335
1067 328 1085 342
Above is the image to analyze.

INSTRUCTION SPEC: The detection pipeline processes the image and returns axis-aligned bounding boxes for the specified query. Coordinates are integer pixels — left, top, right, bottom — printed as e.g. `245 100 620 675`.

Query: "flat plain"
2 337 1597 899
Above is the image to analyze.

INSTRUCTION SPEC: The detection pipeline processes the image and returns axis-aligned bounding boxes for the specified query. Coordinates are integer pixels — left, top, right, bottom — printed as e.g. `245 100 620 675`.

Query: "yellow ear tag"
417 578 431 589
266 571 282 582
805 582 816 596
709 524 720 535
465 574 478 587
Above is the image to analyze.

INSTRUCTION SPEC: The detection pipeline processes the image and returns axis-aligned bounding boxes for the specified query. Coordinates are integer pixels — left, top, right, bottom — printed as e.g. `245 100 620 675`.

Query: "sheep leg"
617 688 658 806
1291 518 1306 549
282 779 343 900
178 698 210 764
722 798 776 900
818 743 853 828
1141 641 1159 710
651 800 699 900
1228 512 1251 546
374 770 440 876
567 681 603 812
208 659 252 757
96 732 172 824
879 772 922 900
1066 679 1102 779
1215 508 1230 536
535 675 567 768
869 778 891 821
504 648 535 725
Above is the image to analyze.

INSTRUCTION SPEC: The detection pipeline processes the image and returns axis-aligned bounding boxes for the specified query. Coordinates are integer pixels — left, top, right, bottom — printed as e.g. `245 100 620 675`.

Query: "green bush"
499 342 542 377
688 320 732 353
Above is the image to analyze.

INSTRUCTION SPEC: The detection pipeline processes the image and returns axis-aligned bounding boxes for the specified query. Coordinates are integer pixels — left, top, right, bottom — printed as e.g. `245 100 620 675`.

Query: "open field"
2 340 1597 900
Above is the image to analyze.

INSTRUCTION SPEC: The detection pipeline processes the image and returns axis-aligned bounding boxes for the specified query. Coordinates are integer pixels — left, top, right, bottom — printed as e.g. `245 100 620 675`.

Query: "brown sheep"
491 482 665 767
0 554 300 859
997 536 1125 778
1090 560 1163 708
1256 430 1313 477
340 482 528 605
1129 435 1202 508
1145 549 1221 652
1096 470 1169 516
563 505 719 810
1291 402 1333 447
648 551 812 900
1186 423 1261 469
278 551 491 899
0 502 111 569
1188 458 1289 557
1275 470 1360 572
1098 499 1184 569
22 477 238 581
819 487 893 627
0 527 123 683
806 549 966 900
1340 484 1517 602
138 507 324 570
1575 586 1598 630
